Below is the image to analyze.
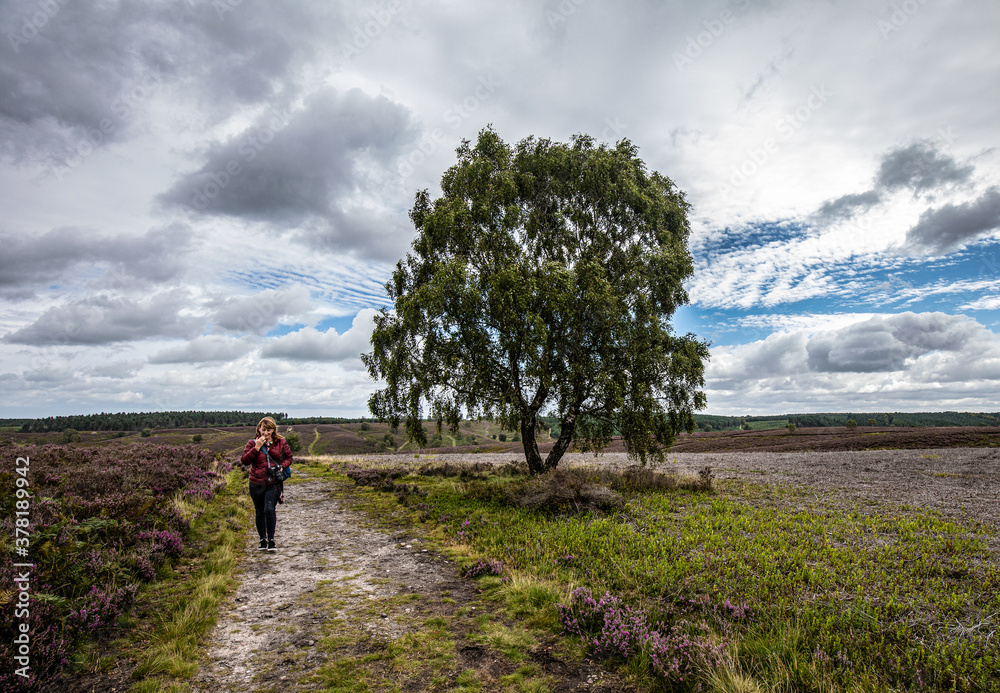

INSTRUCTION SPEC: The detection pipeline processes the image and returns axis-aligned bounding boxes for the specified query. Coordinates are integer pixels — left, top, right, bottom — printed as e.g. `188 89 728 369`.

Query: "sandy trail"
191 467 471 691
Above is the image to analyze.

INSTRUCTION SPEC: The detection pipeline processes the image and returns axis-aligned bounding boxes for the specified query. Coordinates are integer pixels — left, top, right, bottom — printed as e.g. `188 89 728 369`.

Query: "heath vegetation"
324 451 999 692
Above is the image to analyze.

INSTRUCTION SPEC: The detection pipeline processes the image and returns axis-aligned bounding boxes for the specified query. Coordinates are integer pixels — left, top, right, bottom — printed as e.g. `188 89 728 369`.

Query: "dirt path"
189 468 449 690
190 466 611 692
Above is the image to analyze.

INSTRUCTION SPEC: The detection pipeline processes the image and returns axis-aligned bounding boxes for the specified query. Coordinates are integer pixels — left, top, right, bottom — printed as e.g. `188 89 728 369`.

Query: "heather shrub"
697 465 714 492
496 459 529 476
463 558 505 578
344 465 407 490
557 587 728 688
559 465 714 495
509 468 624 514
416 461 493 479
606 465 680 493
0 443 229 692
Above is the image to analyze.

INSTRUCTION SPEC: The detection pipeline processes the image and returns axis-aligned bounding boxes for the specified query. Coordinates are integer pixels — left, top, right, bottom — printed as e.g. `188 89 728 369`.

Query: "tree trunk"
520 415 545 475
543 410 577 471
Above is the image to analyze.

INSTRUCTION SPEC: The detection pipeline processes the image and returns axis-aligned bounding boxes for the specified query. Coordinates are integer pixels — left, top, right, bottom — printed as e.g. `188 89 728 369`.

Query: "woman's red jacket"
240 437 293 486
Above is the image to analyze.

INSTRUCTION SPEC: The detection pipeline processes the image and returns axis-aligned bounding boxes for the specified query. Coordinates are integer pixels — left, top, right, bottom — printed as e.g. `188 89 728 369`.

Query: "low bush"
415 462 493 479
509 468 624 514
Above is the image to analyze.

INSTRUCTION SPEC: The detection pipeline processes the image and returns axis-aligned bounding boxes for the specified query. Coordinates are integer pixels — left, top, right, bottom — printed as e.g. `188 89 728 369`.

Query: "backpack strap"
263 441 292 481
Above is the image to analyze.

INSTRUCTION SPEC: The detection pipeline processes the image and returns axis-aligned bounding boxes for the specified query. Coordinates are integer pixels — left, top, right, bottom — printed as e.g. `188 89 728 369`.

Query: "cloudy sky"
2 0 999 419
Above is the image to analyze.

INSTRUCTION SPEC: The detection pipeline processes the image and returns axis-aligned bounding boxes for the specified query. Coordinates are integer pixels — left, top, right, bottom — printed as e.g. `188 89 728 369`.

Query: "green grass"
126 468 253 691
322 458 1000 692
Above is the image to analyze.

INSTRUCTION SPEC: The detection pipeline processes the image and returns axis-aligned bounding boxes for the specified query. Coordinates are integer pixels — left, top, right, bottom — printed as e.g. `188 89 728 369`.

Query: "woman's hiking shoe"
258 539 268 550
267 540 276 551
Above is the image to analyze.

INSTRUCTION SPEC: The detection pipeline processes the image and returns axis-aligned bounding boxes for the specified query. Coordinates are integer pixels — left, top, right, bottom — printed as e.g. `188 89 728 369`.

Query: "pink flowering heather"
557 587 729 687
462 558 505 578
0 442 228 691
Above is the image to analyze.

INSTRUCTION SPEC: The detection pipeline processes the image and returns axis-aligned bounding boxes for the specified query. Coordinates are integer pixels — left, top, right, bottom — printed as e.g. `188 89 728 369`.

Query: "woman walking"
240 416 293 551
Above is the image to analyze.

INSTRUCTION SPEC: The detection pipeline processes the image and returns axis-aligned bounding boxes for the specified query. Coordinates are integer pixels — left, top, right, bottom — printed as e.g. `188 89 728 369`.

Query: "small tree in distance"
363 127 709 475
845 419 858 430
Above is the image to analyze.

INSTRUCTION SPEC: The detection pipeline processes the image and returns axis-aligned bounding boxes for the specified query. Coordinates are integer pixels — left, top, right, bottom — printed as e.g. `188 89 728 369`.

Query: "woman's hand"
254 435 268 450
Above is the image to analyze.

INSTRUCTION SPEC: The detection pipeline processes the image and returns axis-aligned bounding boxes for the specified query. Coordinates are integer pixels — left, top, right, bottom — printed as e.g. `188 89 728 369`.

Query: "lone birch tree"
362 127 708 474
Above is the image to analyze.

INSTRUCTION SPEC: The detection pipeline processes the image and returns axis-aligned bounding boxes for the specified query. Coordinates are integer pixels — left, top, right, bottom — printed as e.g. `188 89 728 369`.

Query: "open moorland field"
7 422 998 458
664 426 1000 454
377 444 1000 534
319 436 1000 692
0 419 541 457
4 425 999 691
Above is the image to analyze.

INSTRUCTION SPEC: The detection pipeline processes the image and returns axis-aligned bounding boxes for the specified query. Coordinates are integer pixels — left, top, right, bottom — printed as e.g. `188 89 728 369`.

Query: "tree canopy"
363 127 709 474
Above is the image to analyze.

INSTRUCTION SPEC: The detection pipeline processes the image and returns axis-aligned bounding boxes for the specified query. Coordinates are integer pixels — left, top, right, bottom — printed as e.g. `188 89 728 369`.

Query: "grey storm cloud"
157 87 418 256
806 312 977 373
814 190 883 223
903 187 1000 255
0 223 195 295
0 0 337 164
874 141 974 193
3 289 200 345
813 141 975 224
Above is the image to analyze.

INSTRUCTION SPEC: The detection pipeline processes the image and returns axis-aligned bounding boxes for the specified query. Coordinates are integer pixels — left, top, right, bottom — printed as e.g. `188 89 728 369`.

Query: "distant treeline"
7 410 290 433
6 410 999 435
282 416 370 425
695 412 1000 431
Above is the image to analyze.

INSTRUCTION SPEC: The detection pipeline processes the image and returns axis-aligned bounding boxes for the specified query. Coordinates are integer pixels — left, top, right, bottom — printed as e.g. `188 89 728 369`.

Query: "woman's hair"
255 416 285 439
